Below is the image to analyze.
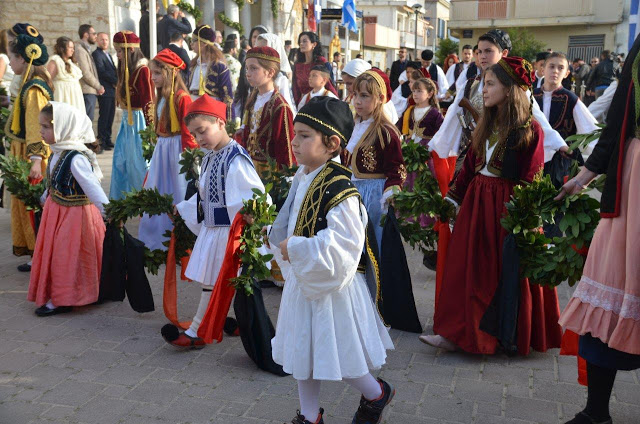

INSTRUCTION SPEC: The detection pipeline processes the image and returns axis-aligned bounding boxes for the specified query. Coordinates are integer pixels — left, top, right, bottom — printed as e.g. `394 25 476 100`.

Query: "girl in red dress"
423 57 563 355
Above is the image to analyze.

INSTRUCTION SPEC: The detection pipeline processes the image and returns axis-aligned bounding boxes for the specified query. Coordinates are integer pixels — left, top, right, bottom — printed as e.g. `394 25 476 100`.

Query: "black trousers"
97 95 116 146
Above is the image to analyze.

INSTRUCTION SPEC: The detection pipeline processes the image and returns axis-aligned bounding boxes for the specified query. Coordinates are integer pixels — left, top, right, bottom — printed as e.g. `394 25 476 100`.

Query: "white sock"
345 373 382 401
185 290 212 338
45 300 55 310
27 260 32 266
297 378 321 421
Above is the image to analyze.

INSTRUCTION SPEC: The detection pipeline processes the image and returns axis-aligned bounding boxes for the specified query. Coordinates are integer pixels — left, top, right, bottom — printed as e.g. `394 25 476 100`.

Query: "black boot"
565 361 616 424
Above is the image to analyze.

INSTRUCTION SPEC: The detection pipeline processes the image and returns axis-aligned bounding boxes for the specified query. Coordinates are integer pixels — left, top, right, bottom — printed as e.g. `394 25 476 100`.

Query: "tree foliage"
505 28 546 62
435 38 459 65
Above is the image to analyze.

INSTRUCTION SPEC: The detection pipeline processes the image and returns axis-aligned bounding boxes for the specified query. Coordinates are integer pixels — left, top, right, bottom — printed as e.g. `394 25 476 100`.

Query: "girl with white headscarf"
256 33 296 113
27 101 108 317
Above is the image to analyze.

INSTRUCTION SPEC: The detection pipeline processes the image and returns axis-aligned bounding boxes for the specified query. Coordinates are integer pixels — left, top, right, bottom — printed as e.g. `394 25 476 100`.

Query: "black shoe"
290 408 324 424
103 143 114 150
17 263 31 272
35 305 72 317
351 379 395 424
564 411 612 424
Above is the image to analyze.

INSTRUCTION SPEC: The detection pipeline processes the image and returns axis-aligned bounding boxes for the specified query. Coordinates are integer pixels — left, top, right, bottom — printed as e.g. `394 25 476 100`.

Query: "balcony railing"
478 0 507 19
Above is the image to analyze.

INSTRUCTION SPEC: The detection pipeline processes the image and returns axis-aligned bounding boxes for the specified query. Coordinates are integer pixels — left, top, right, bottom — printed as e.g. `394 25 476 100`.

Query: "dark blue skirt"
579 333 640 371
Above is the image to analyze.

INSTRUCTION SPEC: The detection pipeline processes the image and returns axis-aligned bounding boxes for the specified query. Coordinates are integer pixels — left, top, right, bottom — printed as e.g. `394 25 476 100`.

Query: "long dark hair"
472 63 534 155
54 37 77 74
295 32 324 64
248 25 268 48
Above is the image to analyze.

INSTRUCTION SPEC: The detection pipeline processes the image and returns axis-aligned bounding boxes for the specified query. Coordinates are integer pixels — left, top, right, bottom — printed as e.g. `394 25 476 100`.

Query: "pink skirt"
559 138 640 355
28 198 106 307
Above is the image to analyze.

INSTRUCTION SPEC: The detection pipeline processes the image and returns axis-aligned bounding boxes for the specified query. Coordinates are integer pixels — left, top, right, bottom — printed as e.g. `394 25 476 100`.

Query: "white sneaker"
419 334 457 352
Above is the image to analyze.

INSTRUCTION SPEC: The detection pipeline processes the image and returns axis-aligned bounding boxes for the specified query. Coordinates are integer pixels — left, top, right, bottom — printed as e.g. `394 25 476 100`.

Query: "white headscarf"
49 101 103 180
342 59 372 78
257 33 292 75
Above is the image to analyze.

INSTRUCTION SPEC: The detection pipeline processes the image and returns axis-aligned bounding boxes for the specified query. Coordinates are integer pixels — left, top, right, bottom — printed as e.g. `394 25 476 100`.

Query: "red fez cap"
246 46 280 64
362 68 392 102
186 94 227 122
113 30 140 48
154 48 187 71
497 56 534 90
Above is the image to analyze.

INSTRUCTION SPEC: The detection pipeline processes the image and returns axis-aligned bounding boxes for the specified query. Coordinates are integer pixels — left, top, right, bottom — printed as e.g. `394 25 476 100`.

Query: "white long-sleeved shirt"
429 77 568 162
540 90 599 135
588 80 617 123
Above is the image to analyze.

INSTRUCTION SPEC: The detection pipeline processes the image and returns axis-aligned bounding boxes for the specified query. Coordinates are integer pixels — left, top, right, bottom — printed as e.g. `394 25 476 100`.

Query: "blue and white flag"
342 0 358 33
630 0 640 50
314 0 322 26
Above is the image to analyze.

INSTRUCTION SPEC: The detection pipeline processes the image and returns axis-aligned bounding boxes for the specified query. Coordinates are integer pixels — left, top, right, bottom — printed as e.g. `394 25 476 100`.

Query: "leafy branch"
0 154 46 212
393 142 455 254
139 126 157 162
176 0 203 21
218 12 244 34
501 173 600 287
230 185 277 295
259 158 298 209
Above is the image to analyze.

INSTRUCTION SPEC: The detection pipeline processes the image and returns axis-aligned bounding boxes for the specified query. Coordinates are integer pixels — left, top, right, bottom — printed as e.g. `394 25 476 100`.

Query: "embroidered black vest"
533 87 579 139
197 140 254 226
292 161 360 237
47 150 91 206
8 78 53 141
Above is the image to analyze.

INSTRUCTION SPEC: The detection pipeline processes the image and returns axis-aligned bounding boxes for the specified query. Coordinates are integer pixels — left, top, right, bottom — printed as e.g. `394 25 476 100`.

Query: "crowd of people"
0 8 638 424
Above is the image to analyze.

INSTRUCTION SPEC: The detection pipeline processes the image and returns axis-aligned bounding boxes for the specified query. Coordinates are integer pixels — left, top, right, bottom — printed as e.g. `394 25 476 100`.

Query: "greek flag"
631 0 640 50
342 0 358 33
314 0 322 26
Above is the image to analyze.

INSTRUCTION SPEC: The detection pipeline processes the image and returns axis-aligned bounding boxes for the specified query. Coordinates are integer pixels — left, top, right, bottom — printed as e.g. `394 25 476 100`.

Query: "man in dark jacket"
157 4 192 50
92 32 117 150
389 46 408 91
586 50 614 99
167 32 191 83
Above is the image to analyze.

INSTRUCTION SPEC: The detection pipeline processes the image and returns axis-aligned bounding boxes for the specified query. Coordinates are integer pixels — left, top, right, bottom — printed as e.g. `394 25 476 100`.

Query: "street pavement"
0 148 638 424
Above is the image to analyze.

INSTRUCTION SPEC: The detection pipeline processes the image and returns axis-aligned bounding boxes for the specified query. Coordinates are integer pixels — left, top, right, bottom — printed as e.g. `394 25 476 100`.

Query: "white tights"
297 374 382 420
185 289 212 338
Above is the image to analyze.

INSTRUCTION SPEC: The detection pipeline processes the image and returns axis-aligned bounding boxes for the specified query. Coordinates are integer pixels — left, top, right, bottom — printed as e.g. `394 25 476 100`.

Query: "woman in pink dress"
557 35 640 424
28 102 108 317
291 31 337 105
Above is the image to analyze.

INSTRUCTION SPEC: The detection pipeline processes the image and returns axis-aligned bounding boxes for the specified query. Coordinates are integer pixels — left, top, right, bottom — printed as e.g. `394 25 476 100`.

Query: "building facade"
448 0 625 59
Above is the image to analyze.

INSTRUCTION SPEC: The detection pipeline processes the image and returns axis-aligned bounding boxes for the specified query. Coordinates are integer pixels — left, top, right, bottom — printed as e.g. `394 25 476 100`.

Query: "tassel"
169 68 180 133
401 105 413 136
124 48 133 125
11 55 35 135
163 231 191 330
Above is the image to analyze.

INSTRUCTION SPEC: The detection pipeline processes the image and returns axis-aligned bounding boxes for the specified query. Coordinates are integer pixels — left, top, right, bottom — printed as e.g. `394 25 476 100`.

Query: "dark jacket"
167 43 191 83
390 59 408 91
587 58 614 89
157 14 192 50
139 10 150 58
92 48 117 98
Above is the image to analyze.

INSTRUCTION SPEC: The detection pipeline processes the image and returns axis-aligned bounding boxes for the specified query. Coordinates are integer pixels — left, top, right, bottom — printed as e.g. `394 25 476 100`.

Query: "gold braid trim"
246 52 280 63
296 113 347 143
363 70 387 100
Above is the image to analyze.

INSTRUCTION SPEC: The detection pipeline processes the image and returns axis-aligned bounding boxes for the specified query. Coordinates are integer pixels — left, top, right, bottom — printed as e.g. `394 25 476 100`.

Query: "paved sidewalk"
0 150 638 424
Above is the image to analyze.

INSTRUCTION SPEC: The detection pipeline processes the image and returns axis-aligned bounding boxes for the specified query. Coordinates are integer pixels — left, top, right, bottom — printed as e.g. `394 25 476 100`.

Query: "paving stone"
408 362 456 386
92 365 156 387
532 378 586 404
0 401 49 424
65 349 123 371
125 379 185 404
158 395 224 423
245 394 308 421
504 395 558 424
418 395 474 423
41 336 92 356
614 380 640 404
207 377 272 403
0 351 47 373
14 364 78 389
71 397 139 424
40 405 75 420
454 378 504 403
483 363 531 386
114 336 165 355
38 380 105 406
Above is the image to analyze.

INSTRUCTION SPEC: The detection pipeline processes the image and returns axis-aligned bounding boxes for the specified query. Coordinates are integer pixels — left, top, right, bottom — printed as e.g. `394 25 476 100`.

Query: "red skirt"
433 175 562 355
28 198 105 307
